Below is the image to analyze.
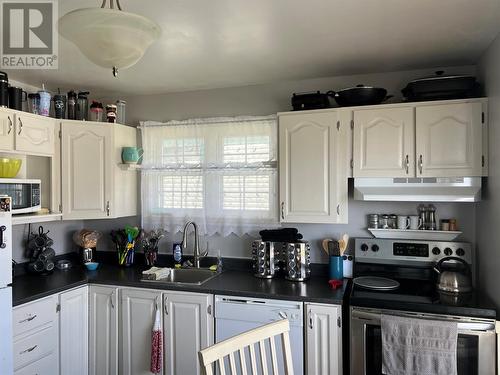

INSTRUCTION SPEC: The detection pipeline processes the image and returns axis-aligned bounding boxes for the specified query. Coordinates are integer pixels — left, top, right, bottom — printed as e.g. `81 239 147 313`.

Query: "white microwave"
0 179 41 214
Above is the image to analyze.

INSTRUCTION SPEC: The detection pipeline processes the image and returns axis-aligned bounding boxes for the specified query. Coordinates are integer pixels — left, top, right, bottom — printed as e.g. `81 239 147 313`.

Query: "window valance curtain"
139 115 279 236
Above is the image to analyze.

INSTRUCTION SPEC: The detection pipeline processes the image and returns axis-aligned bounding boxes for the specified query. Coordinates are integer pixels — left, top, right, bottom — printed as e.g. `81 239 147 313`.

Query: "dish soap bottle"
173 242 182 266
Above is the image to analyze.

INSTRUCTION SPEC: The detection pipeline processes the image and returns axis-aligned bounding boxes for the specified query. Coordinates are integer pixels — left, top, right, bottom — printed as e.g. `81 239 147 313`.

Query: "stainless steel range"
349 238 496 375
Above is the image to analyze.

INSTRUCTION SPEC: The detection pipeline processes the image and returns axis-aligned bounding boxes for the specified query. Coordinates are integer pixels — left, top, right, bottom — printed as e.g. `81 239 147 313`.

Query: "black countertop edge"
12 263 346 307
349 298 497 320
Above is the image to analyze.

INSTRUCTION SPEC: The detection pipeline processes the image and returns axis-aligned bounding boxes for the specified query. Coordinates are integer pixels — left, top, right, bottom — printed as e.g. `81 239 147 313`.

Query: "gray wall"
477 34 500 309
97 66 478 263
11 65 481 264
12 220 83 262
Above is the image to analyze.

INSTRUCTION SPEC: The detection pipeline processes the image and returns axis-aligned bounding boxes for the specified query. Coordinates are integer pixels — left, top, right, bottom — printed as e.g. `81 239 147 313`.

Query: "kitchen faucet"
182 221 201 268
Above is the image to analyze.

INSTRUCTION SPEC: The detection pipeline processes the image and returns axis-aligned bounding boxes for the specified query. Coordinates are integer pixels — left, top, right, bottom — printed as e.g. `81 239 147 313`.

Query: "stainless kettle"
434 256 472 293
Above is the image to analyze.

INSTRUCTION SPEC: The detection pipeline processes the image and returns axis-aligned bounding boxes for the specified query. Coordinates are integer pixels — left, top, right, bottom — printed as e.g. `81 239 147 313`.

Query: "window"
140 116 278 236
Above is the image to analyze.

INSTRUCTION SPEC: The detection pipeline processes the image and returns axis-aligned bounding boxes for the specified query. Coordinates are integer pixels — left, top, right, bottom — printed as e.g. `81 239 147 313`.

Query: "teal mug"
121 147 143 164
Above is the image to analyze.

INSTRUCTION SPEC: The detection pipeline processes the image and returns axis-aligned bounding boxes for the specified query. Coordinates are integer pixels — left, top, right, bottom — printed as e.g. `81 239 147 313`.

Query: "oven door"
350 307 496 375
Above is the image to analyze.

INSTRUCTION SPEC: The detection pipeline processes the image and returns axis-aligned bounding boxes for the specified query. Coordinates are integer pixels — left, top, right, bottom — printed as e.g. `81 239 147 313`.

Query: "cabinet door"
0 109 14 151
15 113 55 155
353 107 414 177
305 303 342 375
163 292 213 375
61 122 113 219
89 285 118 375
60 286 88 375
279 111 348 224
416 103 482 177
120 288 162 375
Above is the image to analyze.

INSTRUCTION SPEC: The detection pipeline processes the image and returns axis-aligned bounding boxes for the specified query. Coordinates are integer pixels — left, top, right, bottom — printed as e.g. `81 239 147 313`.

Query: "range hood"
354 177 481 202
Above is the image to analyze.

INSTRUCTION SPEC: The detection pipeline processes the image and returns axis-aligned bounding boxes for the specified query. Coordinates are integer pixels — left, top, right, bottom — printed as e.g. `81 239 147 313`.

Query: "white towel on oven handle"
381 314 458 375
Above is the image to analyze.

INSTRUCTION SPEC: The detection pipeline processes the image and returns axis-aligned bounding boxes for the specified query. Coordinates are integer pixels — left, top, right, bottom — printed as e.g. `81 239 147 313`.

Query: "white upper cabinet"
15 112 55 155
61 122 113 219
279 110 348 224
0 109 14 151
61 121 137 220
352 100 486 178
416 102 483 177
353 107 414 177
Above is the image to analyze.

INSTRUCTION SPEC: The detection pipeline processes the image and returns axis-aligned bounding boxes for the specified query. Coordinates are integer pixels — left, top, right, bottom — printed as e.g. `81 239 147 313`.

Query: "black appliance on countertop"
349 238 496 375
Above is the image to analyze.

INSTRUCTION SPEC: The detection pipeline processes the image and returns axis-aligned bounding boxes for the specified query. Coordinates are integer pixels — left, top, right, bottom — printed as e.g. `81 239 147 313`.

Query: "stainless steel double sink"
141 268 220 286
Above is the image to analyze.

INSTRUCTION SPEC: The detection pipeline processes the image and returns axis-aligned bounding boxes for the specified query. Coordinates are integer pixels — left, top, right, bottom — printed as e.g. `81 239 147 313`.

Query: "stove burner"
353 276 400 291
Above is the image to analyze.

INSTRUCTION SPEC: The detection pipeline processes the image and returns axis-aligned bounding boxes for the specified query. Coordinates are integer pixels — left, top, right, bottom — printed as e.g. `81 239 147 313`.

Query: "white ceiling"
6 0 500 95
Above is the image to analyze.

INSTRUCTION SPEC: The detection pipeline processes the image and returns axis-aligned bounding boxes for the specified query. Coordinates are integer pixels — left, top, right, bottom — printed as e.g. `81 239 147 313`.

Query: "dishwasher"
215 295 304 374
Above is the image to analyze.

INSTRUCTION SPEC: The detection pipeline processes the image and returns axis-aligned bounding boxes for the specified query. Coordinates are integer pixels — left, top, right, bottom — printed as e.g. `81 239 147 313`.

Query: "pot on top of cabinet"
331 84 392 107
0 71 8 107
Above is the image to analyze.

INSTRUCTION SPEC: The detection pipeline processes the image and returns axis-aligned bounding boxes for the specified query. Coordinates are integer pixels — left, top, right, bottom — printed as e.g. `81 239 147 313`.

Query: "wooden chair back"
198 319 294 375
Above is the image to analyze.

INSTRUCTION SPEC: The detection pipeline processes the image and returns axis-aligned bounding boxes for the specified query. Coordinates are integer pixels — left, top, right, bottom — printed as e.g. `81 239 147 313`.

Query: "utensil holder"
329 256 343 280
117 242 135 267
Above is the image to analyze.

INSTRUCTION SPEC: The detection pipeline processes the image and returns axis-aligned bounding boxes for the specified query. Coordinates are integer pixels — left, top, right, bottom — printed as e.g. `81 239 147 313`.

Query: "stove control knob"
456 248 465 257
371 244 380 252
360 244 369 252
432 247 441 255
444 247 453 256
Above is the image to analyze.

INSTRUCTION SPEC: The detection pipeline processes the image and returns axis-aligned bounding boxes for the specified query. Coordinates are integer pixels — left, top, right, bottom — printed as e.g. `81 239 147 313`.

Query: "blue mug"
329 256 343 280
121 147 143 164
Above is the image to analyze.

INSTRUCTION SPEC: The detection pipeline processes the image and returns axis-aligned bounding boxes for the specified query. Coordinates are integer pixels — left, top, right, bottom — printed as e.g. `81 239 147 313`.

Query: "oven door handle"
457 322 496 331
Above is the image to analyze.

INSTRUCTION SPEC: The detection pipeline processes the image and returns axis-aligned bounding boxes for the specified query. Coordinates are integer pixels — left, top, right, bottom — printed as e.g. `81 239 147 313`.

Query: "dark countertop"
13 264 349 307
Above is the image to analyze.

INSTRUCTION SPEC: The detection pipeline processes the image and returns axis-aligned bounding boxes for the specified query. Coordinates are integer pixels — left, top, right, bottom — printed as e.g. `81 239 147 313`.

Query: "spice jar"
89 101 103 122
116 100 126 124
440 219 450 231
106 104 117 123
449 219 457 231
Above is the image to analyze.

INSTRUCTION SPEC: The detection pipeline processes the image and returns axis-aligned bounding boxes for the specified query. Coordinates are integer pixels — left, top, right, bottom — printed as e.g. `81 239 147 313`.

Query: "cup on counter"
342 255 353 278
408 215 421 230
397 215 410 230
329 256 343 280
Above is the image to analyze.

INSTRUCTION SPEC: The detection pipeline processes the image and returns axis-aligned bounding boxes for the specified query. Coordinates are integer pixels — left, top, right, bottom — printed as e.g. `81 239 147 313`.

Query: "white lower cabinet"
120 288 162 375
118 287 214 375
305 303 342 375
89 285 119 375
163 292 214 375
13 295 59 375
59 286 89 375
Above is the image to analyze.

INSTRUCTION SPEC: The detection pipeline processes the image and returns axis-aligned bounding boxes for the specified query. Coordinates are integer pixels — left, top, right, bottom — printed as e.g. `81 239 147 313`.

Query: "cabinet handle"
418 154 423 175
20 345 37 354
164 297 168 315
405 154 409 174
281 202 285 220
207 305 212 315
336 120 340 131
106 201 110 216
110 291 115 309
309 311 313 329
18 118 23 135
7 116 12 134
336 204 340 215
19 314 37 323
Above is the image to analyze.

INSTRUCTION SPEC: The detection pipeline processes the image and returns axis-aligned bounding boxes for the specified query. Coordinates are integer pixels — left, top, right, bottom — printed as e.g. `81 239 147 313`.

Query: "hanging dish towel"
150 304 163 374
381 314 458 375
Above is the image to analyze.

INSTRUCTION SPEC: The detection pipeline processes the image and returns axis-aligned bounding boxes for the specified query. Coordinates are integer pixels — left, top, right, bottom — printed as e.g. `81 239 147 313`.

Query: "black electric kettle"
434 257 472 293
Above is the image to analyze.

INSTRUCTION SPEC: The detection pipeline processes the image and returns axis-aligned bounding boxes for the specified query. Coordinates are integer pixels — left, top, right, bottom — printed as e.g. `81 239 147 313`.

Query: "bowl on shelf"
84 262 99 271
0 158 21 178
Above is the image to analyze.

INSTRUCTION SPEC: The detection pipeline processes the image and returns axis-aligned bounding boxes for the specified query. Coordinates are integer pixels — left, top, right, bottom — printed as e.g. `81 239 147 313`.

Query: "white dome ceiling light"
59 0 161 77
